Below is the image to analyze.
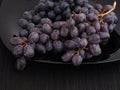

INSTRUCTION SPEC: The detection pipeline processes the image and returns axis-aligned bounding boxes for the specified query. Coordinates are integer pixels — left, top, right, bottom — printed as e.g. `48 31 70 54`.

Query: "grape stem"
98 1 117 17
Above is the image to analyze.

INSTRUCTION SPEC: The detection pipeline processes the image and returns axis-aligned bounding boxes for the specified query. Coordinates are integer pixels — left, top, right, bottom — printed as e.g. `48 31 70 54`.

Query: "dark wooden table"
0 0 120 90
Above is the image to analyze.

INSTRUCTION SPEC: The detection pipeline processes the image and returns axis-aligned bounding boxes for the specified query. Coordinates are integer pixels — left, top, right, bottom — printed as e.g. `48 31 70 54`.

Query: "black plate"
0 0 120 64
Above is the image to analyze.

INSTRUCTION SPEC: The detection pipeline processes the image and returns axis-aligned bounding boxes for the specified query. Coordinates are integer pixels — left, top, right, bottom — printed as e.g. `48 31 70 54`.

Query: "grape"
39 34 49 44
80 7 88 14
35 2 46 11
77 23 85 33
76 0 88 6
19 30 29 37
101 23 109 32
62 50 74 62
42 23 52 34
48 10 56 20
90 44 101 56
35 44 46 54
87 13 98 21
60 26 69 37
88 34 100 44
99 32 110 39
70 26 79 38
26 23 35 30
76 13 86 23
51 30 60 40
28 32 39 43
16 57 26 71
72 37 81 47
64 40 77 49
24 45 34 58
53 40 63 52
89 8 99 14
39 11 46 17
41 18 52 25
55 15 62 21
46 1 54 9
30 28 42 33
109 24 114 33
54 6 61 15
13 45 24 57
52 21 65 29
74 6 81 13
62 8 71 16
81 32 88 39
67 18 75 26
60 1 69 10
46 40 53 51
95 4 103 12
79 49 85 58
86 26 96 35
18 19 28 28
93 21 101 32
103 5 112 12
79 38 88 47
23 11 32 20
9 37 24 46
72 54 83 66
33 15 41 24
86 52 93 59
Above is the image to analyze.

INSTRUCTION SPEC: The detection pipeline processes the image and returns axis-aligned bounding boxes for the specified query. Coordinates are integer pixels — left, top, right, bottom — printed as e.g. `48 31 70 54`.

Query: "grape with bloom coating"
35 44 46 54
39 34 49 44
53 40 63 52
13 45 24 57
28 32 39 43
72 54 83 66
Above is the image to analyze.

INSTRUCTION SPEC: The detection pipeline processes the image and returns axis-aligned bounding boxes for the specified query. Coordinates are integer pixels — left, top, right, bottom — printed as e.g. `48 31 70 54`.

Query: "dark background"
0 0 120 90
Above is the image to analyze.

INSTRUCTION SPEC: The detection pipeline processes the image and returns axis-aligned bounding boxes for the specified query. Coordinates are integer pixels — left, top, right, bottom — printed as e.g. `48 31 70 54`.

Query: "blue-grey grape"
53 40 63 52
39 33 49 44
13 45 24 57
51 30 60 40
72 54 83 66
28 32 39 43
46 40 53 51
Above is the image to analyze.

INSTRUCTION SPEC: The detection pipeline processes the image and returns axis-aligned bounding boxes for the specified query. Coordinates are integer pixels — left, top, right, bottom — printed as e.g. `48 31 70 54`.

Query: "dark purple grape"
103 14 114 24
16 57 26 71
64 40 77 49
79 50 85 58
48 10 56 20
62 8 71 16
18 19 28 28
60 1 69 10
81 32 88 39
23 11 33 20
30 28 42 33
95 4 103 12
52 21 65 29
53 40 63 52
70 26 79 38
99 32 110 39
26 23 35 30
103 5 112 12
19 30 29 37
65 12 71 19
62 50 74 62
42 24 52 34
67 18 75 26
10 37 24 46
54 6 61 15
39 33 49 44
108 24 114 33
101 23 109 32
35 2 46 11
24 45 35 58
72 54 83 66
88 34 100 44
51 30 60 40
55 15 62 21
79 38 88 47
80 7 88 14
39 11 46 17
46 40 53 51
74 6 81 13
90 44 101 56
76 0 88 6
93 21 101 32
89 8 99 14
28 32 39 43
35 44 46 54
86 52 93 59
86 26 96 35
77 23 85 33
13 45 24 57
87 13 98 21
33 15 41 24
41 18 52 25
46 1 54 9
60 26 69 37
76 13 86 23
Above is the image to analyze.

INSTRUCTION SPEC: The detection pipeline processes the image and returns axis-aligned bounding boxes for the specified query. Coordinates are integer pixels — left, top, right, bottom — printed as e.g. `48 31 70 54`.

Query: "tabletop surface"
0 0 120 90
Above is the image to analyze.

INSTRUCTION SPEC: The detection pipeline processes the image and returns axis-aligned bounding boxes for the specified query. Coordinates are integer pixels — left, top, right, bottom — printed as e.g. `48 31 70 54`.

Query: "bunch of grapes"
9 0 118 71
